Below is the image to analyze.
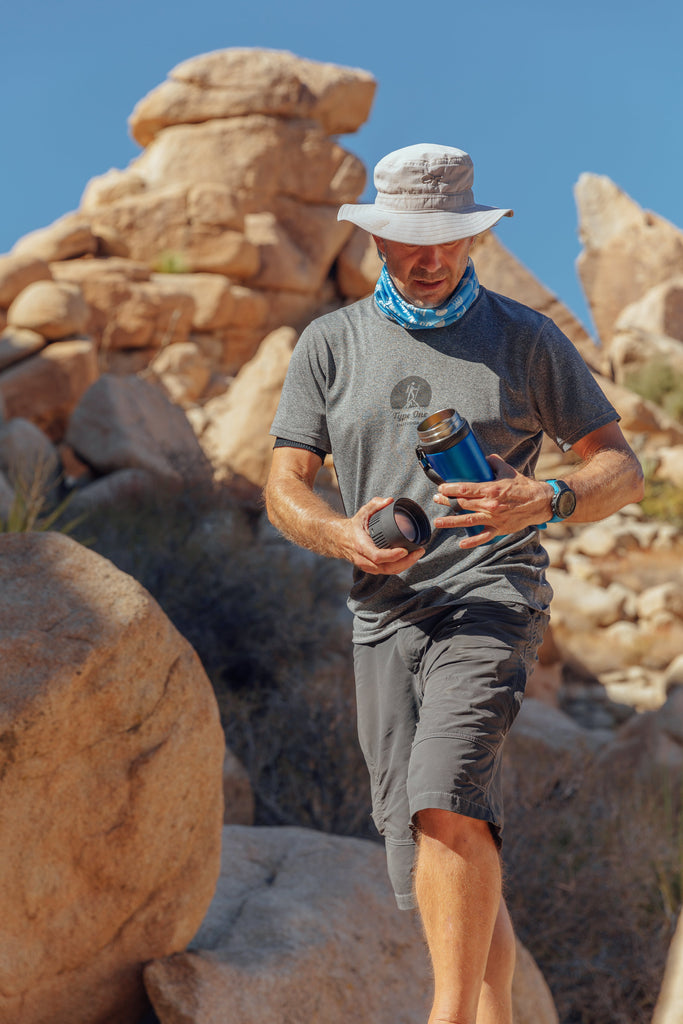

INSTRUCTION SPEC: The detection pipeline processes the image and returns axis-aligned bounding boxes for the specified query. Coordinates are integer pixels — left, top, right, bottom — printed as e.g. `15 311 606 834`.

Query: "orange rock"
129 48 376 146
200 326 298 486
335 226 383 300
0 531 224 1024
12 212 98 262
132 116 366 207
7 279 89 341
0 338 99 441
575 173 683 345
0 253 52 308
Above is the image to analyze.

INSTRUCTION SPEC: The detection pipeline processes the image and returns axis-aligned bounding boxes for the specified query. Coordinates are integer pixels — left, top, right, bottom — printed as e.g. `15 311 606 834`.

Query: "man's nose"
418 247 443 270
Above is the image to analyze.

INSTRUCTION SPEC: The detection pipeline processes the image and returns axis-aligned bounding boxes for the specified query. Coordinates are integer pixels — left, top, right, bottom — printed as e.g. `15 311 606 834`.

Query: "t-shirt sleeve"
270 324 332 453
531 319 619 452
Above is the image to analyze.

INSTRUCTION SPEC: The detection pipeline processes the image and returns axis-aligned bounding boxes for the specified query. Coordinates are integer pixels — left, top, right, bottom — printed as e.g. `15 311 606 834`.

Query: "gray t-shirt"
270 287 618 642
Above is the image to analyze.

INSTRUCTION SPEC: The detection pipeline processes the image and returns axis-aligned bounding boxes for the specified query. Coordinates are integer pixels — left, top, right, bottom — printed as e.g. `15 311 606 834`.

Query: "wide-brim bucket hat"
338 143 513 244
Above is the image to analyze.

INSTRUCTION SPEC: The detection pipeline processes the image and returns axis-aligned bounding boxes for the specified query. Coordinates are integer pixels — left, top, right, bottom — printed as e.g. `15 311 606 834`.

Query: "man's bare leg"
414 808 514 1024
476 897 516 1024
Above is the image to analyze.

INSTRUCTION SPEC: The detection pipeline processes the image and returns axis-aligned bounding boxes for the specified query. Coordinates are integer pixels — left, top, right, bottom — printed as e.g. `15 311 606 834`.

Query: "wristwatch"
546 479 577 522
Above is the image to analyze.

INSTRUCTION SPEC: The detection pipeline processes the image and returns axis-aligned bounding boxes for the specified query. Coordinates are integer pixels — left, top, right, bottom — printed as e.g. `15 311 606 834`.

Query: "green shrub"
625 359 683 423
151 250 192 273
0 459 84 535
640 478 683 528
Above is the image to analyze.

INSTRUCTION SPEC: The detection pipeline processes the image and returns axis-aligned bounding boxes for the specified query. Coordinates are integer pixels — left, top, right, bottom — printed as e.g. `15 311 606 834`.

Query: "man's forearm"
265 447 425 575
265 473 350 561
560 444 644 523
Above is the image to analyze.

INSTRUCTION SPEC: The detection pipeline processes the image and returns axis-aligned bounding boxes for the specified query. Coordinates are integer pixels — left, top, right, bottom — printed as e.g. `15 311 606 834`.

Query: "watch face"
556 487 576 518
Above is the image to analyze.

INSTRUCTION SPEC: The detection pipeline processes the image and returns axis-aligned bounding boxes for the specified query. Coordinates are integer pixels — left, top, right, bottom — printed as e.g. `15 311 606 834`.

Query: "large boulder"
11 213 98 263
0 338 99 441
144 825 558 1024
7 278 90 340
147 341 213 406
0 469 15 520
608 276 683 385
199 326 298 488
131 115 365 207
149 273 269 333
335 225 383 299
0 532 225 1024
84 185 259 276
244 197 354 293
129 48 376 146
574 173 683 346
65 373 211 480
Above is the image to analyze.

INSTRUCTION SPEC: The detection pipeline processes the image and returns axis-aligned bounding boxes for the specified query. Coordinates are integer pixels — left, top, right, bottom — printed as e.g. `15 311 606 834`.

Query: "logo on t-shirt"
390 376 431 425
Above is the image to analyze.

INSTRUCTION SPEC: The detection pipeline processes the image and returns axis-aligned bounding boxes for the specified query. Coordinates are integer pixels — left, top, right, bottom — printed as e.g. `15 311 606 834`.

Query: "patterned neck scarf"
374 257 479 329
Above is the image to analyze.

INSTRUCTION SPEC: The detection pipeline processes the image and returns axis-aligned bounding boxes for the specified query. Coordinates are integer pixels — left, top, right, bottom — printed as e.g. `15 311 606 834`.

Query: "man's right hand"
265 447 424 574
333 496 425 575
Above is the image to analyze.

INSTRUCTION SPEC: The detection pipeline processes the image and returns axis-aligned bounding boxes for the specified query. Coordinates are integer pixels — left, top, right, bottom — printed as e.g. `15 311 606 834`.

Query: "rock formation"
144 826 558 1024
0 532 225 1024
1 44 683 1023
575 172 683 350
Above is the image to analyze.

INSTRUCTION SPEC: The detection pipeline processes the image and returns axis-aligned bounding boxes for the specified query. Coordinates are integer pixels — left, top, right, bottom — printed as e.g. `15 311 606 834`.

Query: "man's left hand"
433 454 552 548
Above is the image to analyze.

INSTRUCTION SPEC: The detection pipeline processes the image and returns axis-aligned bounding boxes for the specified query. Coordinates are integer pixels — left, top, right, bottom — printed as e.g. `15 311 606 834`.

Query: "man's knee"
414 807 495 852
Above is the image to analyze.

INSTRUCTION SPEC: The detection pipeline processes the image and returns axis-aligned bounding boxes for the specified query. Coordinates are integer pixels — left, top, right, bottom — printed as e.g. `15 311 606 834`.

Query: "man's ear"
372 235 386 262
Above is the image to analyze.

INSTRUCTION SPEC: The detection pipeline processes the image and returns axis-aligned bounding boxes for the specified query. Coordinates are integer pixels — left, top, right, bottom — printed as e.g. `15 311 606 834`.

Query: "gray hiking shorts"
353 601 548 910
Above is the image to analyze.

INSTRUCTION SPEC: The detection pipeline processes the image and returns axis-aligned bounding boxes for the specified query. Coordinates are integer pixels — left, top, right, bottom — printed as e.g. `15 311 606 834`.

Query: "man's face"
374 235 474 309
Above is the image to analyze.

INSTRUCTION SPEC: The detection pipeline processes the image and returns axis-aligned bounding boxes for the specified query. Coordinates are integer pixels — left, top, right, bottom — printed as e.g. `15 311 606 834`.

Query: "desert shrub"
73 481 374 838
151 249 192 273
640 477 683 528
625 359 683 422
504 753 682 1024
0 458 83 535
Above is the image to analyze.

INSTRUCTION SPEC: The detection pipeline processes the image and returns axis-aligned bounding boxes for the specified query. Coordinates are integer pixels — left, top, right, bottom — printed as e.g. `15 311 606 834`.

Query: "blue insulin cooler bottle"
415 408 494 539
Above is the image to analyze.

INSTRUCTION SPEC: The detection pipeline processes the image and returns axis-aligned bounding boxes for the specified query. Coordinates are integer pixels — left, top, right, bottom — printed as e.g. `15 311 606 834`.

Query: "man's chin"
408 288 452 309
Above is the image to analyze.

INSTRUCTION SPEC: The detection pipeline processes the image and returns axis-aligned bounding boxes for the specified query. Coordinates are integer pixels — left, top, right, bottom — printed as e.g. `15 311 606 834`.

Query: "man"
265 144 643 1024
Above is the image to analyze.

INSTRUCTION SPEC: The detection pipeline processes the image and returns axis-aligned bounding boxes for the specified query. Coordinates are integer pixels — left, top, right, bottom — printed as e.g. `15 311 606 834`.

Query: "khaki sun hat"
337 143 513 244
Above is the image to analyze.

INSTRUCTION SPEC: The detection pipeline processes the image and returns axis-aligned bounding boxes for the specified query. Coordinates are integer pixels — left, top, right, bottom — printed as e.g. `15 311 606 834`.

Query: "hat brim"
337 204 513 244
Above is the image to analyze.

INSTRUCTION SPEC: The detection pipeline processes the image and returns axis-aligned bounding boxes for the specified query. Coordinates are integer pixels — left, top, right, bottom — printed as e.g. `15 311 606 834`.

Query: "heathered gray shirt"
270 287 618 643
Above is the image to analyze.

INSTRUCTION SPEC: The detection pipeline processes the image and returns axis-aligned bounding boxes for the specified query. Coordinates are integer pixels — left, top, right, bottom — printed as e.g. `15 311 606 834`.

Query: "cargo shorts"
352 601 548 910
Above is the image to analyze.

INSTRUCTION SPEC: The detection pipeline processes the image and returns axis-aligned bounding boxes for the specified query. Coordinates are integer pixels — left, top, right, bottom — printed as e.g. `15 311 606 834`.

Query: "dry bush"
504 749 682 1024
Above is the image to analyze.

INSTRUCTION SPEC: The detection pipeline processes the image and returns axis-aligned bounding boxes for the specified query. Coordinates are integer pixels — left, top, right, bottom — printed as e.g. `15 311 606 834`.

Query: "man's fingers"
360 546 425 575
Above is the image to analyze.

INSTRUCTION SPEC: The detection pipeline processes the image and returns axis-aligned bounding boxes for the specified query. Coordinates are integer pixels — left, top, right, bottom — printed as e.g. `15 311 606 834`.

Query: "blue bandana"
374 257 480 329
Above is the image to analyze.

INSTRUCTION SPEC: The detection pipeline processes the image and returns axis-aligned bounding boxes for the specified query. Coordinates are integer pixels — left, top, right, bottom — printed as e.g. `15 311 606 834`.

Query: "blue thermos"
416 408 493 486
415 408 544 538
415 408 494 538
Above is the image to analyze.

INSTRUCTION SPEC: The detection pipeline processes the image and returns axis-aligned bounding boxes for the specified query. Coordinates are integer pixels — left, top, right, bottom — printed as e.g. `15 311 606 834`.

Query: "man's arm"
264 446 425 575
433 421 645 548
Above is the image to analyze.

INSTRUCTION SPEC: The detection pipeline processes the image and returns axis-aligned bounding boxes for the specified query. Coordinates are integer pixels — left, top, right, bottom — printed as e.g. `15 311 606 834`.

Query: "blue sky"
3 0 682 334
